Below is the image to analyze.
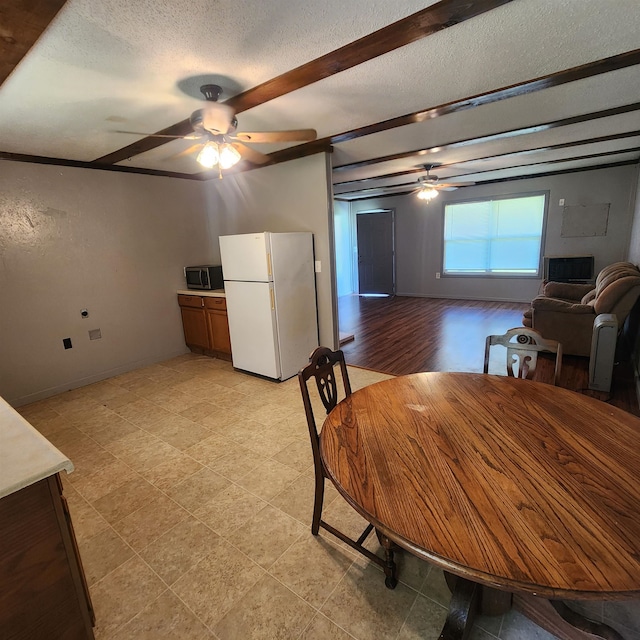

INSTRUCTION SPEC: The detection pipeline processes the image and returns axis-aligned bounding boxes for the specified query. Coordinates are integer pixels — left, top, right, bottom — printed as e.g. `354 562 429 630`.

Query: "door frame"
354 208 396 295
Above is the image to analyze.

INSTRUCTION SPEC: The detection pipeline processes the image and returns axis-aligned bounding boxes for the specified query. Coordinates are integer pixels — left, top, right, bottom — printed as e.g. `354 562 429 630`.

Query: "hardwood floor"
338 294 640 416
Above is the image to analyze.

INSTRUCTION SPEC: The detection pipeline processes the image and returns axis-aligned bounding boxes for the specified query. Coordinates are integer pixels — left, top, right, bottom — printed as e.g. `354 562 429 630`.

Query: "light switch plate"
315 260 321 273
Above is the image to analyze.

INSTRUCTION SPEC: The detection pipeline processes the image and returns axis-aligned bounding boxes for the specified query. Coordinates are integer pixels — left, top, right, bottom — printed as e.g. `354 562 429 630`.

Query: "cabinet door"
207 310 231 354
0 477 95 639
180 307 210 349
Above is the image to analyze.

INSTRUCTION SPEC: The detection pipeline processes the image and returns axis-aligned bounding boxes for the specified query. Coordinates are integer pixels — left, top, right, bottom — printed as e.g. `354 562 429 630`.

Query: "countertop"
0 396 73 499
177 289 226 298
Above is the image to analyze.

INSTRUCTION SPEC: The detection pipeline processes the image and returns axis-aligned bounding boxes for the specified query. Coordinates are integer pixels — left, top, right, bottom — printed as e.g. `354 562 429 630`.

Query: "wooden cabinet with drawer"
177 294 231 360
178 294 209 350
204 297 231 355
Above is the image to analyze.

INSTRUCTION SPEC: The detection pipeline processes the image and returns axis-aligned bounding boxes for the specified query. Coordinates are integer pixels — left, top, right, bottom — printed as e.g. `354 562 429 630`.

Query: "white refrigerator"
219 232 319 380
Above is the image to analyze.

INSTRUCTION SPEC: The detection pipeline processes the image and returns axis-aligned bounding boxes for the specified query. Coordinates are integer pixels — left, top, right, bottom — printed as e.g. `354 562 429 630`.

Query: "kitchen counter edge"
0 396 73 499
177 289 226 298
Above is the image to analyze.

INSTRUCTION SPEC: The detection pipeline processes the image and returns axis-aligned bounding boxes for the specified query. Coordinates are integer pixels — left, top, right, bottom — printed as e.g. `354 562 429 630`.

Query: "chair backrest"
298 347 352 468
299 346 352 431
484 327 563 385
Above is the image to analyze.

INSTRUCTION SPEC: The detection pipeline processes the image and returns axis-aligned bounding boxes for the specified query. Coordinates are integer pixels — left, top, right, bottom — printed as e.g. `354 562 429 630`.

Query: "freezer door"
224 280 280 379
219 233 272 282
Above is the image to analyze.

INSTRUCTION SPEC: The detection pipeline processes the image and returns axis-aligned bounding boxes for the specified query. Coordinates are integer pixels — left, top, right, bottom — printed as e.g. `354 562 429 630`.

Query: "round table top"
321 372 640 599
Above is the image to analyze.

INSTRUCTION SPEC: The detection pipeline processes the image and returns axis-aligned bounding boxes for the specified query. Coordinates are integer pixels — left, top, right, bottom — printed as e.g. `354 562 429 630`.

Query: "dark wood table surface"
321 372 640 639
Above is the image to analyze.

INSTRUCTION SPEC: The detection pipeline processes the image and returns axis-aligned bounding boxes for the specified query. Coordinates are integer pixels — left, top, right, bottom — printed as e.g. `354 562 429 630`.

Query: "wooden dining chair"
484 327 563 385
298 346 398 589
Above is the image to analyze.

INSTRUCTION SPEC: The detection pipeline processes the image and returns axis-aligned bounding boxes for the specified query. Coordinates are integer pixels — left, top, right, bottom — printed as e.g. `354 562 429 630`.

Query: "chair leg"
377 530 398 589
311 472 324 536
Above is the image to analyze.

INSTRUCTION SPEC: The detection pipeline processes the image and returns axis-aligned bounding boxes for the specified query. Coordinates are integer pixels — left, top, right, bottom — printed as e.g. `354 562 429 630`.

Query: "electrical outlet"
315 260 322 273
63 338 72 349
559 198 565 206
435 272 441 279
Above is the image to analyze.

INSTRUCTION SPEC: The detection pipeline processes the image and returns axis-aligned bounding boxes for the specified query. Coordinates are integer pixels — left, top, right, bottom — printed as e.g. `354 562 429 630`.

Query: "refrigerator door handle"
270 288 275 310
267 252 272 278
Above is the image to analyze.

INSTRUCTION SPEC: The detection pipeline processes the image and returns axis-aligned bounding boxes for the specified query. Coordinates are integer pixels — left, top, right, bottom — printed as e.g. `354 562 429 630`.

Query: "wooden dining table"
320 372 640 640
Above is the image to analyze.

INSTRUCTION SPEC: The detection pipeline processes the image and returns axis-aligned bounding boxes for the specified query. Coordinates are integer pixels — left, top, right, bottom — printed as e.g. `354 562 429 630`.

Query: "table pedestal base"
440 574 626 640
514 594 625 640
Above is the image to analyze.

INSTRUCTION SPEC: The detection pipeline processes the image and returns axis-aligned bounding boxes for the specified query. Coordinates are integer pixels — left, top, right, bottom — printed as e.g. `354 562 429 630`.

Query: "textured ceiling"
1 0 639 195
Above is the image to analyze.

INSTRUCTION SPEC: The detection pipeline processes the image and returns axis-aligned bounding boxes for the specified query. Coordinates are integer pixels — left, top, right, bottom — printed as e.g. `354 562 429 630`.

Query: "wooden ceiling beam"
331 99 640 174
337 160 639 202
270 50 640 173
0 151 200 179
335 147 640 196
0 0 67 87
94 0 514 165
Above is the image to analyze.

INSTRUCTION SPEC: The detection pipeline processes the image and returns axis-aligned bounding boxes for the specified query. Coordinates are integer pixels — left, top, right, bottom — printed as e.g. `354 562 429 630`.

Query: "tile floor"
19 354 640 640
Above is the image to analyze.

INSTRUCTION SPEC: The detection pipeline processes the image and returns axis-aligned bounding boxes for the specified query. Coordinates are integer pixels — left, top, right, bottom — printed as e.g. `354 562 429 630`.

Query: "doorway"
356 209 395 295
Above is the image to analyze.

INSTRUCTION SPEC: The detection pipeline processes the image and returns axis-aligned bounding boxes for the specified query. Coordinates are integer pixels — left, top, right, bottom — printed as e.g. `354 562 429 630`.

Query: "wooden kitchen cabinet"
178 294 231 360
0 475 95 639
178 294 210 350
205 297 231 355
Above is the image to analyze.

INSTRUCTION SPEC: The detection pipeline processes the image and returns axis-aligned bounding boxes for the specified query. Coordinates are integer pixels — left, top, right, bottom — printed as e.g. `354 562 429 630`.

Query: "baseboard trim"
9 348 190 407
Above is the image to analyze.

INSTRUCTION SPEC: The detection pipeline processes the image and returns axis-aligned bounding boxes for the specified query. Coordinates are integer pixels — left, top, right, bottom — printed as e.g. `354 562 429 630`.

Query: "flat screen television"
545 255 594 282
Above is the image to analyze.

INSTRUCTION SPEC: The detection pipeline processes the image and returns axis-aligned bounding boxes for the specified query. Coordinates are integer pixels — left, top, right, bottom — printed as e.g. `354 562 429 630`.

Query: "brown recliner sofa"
522 261 640 356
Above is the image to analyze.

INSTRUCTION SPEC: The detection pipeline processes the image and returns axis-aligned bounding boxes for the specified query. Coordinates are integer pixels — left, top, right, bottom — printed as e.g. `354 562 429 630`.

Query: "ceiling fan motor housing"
199 84 223 101
190 108 237 135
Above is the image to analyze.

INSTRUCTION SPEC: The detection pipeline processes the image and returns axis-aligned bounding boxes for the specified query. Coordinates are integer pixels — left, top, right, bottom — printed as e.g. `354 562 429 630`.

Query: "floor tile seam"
363 552 432 600
100 586 174 640
265 532 359 613
76 434 209 531
71 462 150 506
312 555 423 636
257 526 307 572
86 519 147 590
391 589 441 640
162 580 225 639
296 610 360 640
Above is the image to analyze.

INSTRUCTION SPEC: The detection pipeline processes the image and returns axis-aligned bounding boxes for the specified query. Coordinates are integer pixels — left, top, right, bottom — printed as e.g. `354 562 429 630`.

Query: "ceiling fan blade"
163 143 204 162
232 129 317 144
201 103 235 135
114 129 202 140
232 142 270 165
437 181 476 189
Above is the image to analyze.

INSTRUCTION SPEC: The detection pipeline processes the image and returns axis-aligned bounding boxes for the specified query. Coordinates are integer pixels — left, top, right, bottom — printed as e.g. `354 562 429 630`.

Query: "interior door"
356 210 395 295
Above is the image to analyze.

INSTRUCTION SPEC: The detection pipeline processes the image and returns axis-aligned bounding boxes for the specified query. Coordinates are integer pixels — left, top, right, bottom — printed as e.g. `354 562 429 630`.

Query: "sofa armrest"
542 281 594 301
531 296 594 314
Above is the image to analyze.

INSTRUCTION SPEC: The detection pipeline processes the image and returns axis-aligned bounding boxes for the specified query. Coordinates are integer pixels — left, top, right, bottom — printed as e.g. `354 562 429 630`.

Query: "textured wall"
203 153 337 348
349 165 638 302
0 162 215 405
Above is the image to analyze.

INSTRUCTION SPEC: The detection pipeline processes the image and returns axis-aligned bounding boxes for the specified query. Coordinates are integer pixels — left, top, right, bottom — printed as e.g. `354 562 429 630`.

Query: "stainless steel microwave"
184 265 224 290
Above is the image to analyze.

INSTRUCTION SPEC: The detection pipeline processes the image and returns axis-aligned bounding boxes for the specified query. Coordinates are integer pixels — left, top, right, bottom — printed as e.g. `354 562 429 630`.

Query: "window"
443 193 546 276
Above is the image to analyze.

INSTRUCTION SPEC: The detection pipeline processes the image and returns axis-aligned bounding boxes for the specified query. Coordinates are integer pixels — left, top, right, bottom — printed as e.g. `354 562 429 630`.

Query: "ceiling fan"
414 164 475 201
116 84 317 174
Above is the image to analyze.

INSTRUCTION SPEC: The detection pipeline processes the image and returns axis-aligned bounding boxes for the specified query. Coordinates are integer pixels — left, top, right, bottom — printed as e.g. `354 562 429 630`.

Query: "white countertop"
0 396 73 499
177 289 226 298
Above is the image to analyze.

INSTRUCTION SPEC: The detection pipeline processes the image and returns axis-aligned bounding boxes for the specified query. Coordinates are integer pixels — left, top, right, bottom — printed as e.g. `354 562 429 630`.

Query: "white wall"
626 165 640 265
333 199 354 297
0 161 216 405
350 165 638 302
203 153 337 348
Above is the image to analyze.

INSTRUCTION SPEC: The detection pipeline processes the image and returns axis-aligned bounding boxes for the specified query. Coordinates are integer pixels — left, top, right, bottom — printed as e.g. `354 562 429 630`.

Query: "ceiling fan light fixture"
197 141 220 168
417 186 439 201
218 142 241 169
